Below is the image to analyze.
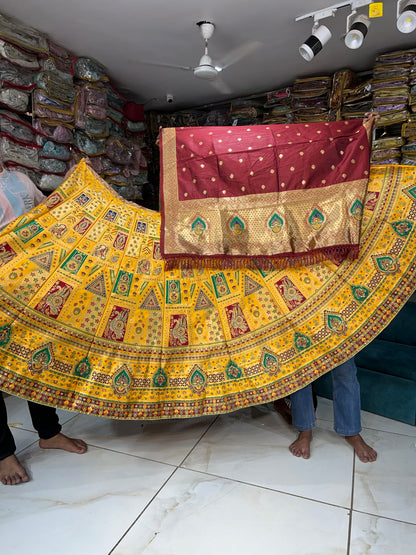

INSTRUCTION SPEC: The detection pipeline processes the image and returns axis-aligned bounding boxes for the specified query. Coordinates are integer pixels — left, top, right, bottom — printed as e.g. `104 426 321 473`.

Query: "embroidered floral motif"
229 216 245 236
191 217 207 237
373 255 401 274
391 220 413 237
308 208 325 231
350 199 363 221
74 357 92 378
226 361 243 379
294 332 311 351
0 324 11 347
28 344 53 375
153 368 168 388
112 365 132 397
268 213 284 234
260 348 281 376
188 365 207 394
325 311 347 335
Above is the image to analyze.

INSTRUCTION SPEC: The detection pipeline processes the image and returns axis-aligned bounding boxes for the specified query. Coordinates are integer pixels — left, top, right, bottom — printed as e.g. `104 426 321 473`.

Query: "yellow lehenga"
0 159 415 419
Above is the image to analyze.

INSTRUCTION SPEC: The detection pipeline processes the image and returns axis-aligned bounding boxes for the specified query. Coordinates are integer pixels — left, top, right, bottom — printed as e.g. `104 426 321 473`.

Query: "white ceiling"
1 1 415 111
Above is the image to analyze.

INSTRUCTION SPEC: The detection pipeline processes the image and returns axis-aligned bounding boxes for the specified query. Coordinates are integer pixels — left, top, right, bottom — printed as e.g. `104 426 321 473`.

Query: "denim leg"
290 383 316 431
0 392 16 460
332 358 362 436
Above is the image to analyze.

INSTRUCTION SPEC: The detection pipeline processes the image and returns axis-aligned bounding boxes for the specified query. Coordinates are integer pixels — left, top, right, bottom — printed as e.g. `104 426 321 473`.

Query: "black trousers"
0 392 61 460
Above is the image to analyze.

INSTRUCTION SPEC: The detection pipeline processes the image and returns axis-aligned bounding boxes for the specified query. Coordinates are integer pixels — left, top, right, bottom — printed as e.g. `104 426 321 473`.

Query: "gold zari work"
0 160 415 419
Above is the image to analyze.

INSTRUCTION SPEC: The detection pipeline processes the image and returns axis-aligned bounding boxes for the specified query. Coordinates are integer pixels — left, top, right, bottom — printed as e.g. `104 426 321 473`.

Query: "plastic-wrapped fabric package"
0 38 41 70
204 108 229 126
105 137 133 165
73 129 106 156
33 91 74 125
0 12 48 53
36 70 76 104
0 135 40 169
125 119 145 133
42 58 74 83
33 119 73 144
46 39 77 75
72 57 108 82
105 83 126 111
107 118 125 138
74 85 108 135
84 116 109 137
39 173 64 191
0 88 30 113
39 157 67 174
40 140 72 161
0 59 37 89
106 172 129 186
107 106 124 125
0 110 36 143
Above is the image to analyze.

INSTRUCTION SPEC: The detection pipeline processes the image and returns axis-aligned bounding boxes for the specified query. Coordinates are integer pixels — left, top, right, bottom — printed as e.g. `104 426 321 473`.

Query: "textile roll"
160 120 371 269
0 159 415 420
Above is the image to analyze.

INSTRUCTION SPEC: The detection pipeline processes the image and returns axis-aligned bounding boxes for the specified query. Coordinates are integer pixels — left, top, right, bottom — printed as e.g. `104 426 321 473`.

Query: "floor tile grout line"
351 509 416 527
177 415 219 467
107 463 354 554
177 464 352 511
346 451 356 555
107 464 180 555
105 418 221 554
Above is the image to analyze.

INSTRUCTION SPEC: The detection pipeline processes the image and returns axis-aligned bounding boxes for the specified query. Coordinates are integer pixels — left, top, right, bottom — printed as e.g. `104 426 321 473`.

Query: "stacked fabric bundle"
371 134 405 165
34 42 77 188
0 10 150 201
291 76 332 123
228 98 263 125
0 14 44 185
406 58 416 124
72 57 108 159
400 123 416 164
262 87 292 124
204 106 229 126
329 69 356 120
340 77 373 119
371 50 415 128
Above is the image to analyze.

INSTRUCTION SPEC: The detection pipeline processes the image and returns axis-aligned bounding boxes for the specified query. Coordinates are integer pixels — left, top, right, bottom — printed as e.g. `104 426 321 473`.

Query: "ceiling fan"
140 21 261 95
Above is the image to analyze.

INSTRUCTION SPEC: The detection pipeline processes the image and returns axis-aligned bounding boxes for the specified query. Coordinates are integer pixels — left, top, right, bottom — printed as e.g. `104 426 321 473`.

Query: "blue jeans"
290 358 362 436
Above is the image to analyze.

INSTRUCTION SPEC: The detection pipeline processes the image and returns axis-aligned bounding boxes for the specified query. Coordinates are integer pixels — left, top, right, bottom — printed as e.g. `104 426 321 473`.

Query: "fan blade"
216 40 262 70
210 75 233 95
139 60 193 71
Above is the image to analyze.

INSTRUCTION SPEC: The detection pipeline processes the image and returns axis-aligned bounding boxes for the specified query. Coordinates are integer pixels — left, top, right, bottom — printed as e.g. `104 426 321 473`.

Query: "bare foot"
345 434 377 462
289 430 312 459
39 433 87 454
0 454 30 485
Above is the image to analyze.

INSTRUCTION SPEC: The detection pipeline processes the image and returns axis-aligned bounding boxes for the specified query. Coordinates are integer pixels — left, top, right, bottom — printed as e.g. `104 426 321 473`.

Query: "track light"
299 24 332 61
397 0 416 33
345 14 370 49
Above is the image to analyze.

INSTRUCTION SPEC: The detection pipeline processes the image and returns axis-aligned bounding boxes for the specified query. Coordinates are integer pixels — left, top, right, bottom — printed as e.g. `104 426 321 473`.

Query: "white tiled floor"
1 395 415 555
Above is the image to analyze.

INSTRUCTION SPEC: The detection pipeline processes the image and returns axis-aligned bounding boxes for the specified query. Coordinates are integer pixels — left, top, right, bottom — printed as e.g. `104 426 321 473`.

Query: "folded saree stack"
371 49 416 129
262 87 293 124
341 79 373 120
292 76 332 123
0 117 415 420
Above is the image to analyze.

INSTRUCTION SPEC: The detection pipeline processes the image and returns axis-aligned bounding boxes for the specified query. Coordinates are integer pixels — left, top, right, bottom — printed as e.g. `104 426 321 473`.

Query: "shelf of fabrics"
291 75 332 123
0 10 150 202
370 49 415 165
